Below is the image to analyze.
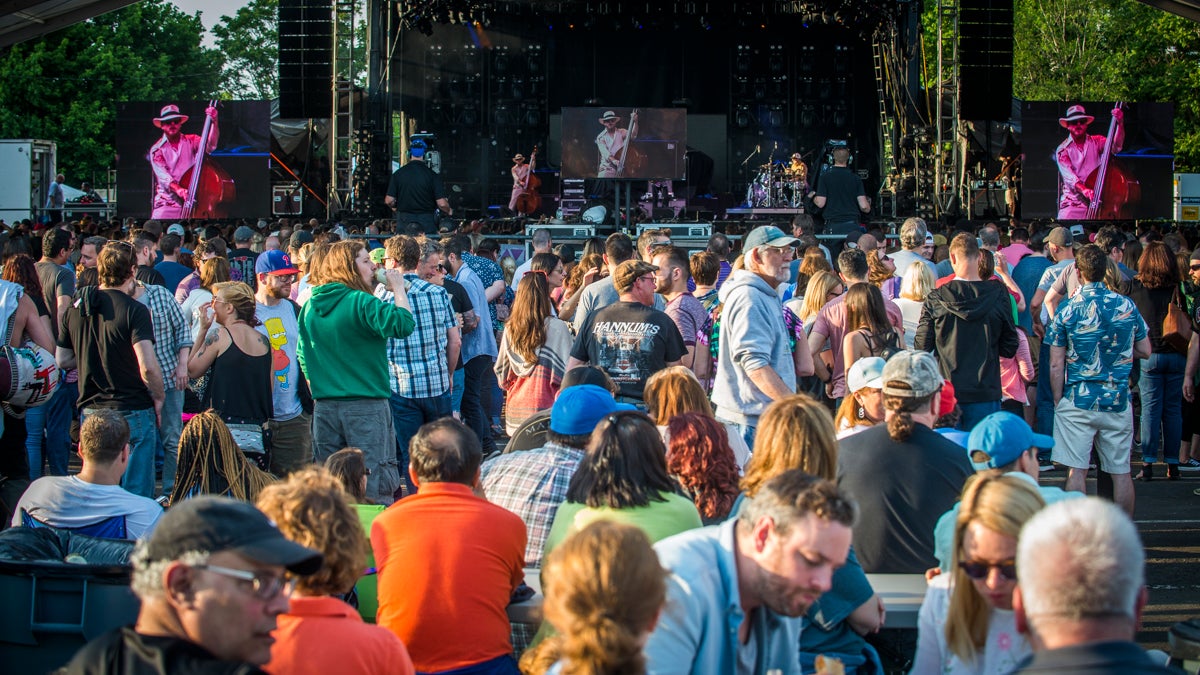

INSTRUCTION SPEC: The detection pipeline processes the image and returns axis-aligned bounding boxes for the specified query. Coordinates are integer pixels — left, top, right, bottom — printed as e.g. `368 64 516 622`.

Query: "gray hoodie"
711 269 796 427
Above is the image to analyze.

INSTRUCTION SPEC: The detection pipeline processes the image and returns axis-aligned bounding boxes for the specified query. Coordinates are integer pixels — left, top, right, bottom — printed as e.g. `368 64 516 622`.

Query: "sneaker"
1137 462 1155 482
1168 463 1181 481
1038 457 1056 472
1180 458 1200 472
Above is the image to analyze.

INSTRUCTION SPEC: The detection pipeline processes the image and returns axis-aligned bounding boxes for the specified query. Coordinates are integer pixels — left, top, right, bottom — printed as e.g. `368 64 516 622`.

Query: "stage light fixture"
699 15 711 30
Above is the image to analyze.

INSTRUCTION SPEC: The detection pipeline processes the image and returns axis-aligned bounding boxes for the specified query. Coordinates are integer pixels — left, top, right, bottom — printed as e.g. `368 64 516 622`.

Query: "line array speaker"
278 0 333 119
959 0 1013 121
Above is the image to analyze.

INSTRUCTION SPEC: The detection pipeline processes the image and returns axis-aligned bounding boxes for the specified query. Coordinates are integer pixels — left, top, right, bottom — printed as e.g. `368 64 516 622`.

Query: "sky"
171 0 245 42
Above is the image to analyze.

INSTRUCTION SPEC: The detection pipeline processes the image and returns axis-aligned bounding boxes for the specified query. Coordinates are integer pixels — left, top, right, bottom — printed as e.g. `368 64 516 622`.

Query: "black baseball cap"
144 496 323 575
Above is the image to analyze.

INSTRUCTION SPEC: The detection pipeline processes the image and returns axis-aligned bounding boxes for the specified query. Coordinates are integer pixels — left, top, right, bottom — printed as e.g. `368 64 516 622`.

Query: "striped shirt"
134 282 192 391
376 274 455 399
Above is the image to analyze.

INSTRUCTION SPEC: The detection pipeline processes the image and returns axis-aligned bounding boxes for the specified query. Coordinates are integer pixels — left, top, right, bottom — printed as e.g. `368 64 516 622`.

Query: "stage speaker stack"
278 0 333 119
958 0 1013 121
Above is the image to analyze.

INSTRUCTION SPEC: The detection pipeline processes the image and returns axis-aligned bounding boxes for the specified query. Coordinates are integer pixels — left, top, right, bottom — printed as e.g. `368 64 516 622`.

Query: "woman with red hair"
665 412 741 525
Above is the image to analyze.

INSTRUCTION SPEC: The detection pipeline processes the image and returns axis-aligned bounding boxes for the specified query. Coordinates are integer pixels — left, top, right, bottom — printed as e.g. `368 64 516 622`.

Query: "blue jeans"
25 380 76 478
1139 351 1186 465
389 391 451 496
958 400 1001 432
462 356 496 455
159 389 185 497
83 407 158 498
451 368 465 414
718 416 757 449
1035 338 1055 449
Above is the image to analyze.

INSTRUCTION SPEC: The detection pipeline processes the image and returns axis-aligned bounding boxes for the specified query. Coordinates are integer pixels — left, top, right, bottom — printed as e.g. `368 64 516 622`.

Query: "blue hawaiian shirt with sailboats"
1046 282 1148 412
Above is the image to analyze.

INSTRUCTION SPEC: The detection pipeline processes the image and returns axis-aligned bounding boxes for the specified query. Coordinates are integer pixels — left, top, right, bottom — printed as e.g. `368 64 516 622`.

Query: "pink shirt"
1000 329 1034 404
1001 243 1035 269
811 293 904 399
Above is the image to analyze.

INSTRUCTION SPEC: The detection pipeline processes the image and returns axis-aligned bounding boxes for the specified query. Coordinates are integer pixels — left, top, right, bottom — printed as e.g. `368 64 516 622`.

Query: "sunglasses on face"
958 559 1017 581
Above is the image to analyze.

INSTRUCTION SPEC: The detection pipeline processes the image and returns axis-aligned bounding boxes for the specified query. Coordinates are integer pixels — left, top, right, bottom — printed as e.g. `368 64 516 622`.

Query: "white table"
508 569 928 630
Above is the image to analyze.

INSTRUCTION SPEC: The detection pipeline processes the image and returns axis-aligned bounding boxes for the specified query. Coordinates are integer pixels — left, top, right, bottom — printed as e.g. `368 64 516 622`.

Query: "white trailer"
1176 173 1200 221
0 139 56 223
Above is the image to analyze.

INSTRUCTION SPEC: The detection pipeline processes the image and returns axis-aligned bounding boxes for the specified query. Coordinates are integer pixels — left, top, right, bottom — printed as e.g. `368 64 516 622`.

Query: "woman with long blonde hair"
895 260 935 348
520 520 667 675
739 393 885 673
495 265 573 434
911 471 1045 674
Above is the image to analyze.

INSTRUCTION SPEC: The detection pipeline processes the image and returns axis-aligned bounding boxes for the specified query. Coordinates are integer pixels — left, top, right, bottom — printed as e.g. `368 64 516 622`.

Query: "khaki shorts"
1026 330 1041 382
1051 397 1132 474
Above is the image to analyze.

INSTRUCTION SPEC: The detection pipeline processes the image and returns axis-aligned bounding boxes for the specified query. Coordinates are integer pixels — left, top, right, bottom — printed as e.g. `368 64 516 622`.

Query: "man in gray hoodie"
712 225 800 448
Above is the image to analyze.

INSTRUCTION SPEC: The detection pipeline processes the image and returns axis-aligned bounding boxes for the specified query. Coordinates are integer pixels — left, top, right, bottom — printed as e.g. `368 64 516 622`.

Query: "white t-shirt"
13 476 163 540
255 300 304 421
911 573 1031 675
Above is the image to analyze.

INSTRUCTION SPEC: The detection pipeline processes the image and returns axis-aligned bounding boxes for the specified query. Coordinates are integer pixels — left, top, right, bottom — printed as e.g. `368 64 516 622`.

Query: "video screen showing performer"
115 101 271 219
1021 101 1173 220
148 104 218 219
560 107 687 181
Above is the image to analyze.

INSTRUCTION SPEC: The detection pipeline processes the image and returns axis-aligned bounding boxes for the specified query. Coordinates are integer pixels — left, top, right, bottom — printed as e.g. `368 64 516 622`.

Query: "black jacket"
914 278 1019 404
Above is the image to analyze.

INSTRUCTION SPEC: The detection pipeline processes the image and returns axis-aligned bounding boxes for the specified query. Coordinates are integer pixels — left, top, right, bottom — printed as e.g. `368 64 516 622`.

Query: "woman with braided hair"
520 520 666 675
168 410 275 505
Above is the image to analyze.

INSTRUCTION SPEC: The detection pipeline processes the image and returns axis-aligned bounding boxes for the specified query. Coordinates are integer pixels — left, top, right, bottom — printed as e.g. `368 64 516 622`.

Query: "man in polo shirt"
372 418 525 674
378 235 459 498
568 260 686 403
254 249 314 477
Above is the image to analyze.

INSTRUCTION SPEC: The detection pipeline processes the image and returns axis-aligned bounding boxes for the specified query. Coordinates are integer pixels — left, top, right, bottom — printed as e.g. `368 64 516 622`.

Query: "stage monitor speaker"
958 0 1013 121
278 0 333 119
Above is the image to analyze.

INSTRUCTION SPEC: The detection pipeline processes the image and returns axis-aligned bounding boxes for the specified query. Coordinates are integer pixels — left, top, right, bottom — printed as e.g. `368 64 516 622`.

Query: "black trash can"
0 528 140 674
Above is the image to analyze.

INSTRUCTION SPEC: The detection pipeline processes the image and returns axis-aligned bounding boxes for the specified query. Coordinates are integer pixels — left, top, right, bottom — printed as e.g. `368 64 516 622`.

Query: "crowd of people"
0 212 1186 674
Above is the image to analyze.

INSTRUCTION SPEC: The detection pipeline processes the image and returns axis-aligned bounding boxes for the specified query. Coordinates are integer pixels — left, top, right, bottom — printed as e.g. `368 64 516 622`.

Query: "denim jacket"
645 520 803 675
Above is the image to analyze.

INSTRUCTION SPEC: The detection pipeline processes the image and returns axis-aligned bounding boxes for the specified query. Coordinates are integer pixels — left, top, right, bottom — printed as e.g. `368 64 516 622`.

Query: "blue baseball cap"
255 249 299 276
409 139 427 158
549 384 635 436
967 411 1054 470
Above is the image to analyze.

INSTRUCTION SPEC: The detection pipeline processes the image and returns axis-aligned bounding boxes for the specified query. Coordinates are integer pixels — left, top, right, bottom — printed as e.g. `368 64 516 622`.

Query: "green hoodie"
297 283 414 400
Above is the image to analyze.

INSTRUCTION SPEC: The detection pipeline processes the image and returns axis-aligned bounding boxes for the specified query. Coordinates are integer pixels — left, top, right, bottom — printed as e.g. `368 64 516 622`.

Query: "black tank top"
204 327 272 424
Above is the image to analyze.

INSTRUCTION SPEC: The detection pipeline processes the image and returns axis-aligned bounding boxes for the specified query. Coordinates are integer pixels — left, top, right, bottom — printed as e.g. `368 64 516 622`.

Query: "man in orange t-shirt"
371 418 527 674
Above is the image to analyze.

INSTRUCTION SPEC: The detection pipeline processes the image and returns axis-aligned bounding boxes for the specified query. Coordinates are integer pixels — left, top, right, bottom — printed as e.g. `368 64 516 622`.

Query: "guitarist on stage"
147 103 219 220
595 109 638 178
1055 104 1124 220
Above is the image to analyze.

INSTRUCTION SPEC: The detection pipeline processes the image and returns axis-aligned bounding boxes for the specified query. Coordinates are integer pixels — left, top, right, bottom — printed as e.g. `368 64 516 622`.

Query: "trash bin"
0 527 140 673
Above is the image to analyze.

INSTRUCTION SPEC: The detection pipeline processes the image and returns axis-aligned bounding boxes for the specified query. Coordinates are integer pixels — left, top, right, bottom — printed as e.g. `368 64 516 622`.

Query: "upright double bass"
1084 102 1140 220
514 145 541 215
180 99 236 220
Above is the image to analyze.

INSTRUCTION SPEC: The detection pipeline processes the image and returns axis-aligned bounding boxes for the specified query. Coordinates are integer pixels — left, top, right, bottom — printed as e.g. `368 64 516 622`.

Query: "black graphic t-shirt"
571 301 686 400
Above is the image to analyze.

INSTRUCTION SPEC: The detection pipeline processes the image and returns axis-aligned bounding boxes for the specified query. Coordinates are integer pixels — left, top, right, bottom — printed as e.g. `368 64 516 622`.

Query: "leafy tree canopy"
0 0 222 185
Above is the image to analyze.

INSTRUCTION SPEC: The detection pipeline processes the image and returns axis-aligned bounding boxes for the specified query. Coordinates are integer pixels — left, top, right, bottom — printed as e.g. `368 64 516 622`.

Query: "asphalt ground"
1036 467 1200 653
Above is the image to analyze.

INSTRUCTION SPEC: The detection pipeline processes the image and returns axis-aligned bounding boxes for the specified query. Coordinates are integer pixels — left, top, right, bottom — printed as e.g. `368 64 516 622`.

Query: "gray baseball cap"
881 350 943 398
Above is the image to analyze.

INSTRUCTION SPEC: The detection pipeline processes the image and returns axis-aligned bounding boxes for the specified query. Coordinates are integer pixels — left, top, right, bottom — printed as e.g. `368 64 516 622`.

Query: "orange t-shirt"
266 595 414 675
371 482 527 673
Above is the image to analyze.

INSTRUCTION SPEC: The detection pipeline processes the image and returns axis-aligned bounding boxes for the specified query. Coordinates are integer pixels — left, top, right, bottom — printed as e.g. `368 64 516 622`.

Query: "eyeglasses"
162 120 183 127
192 563 295 599
1190 264 1200 272
638 274 657 285
1067 121 1088 128
958 559 1018 582
273 274 297 282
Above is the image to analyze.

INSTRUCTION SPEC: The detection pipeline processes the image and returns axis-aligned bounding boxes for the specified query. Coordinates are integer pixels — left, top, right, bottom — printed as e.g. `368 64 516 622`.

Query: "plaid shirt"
135 282 193 391
462 252 508 331
375 274 455 399
481 441 583 567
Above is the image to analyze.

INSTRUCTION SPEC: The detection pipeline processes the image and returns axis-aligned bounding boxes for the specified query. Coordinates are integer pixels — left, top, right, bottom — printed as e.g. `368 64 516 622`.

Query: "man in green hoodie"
297 240 414 504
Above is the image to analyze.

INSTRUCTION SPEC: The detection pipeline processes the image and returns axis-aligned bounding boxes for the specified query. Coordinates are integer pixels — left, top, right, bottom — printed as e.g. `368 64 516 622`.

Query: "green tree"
0 0 222 185
212 0 279 100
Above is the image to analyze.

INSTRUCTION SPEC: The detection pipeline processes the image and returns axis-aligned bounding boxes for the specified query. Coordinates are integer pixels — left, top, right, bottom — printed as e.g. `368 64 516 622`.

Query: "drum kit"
745 161 809 208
